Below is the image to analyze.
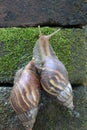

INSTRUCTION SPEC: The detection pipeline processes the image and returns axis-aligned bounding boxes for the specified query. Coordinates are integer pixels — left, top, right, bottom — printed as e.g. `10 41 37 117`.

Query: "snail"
33 26 74 110
10 60 41 130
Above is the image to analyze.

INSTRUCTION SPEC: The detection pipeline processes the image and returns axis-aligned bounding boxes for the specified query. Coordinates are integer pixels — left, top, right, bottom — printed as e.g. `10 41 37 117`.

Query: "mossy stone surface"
0 27 87 84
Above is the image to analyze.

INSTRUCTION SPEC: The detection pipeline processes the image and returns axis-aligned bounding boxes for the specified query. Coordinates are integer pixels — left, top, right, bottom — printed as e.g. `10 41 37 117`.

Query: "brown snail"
10 60 41 130
33 26 74 110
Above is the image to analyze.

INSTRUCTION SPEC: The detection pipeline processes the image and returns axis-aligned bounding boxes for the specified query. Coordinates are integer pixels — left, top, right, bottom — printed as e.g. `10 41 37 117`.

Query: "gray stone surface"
0 0 87 27
0 86 87 130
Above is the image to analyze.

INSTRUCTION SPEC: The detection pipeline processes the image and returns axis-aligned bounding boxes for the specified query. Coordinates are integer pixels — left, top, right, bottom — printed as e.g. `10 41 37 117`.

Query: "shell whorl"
18 107 38 130
10 61 40 114
40 56 74 109
10 69 40 114
10 61 41 130
57 83 74 110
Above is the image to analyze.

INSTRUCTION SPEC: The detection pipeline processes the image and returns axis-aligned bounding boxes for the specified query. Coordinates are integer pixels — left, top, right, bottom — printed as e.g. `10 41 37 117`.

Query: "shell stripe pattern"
12 82 37 112
11 71 40 113
49 79 64 91
23 69 40 105
47 68 67 83
41 67 68 96
48 69 67 87
19 80 37 108
41 82 58 96
19 80 36 106
10 88 22 113
14 83 30 112
15 85 26 112
16 82 30 108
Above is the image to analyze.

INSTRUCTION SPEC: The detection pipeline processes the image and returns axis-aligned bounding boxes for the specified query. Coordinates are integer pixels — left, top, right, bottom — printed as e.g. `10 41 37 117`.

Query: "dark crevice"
72 83 83 88
0 83 83 87
34 23 85 29
0 83 13 87
0 23 86 29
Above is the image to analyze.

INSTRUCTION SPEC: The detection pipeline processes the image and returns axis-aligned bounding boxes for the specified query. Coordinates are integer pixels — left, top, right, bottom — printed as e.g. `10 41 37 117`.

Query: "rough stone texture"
0 86 87 130
0 0 87 27
0 27 87 85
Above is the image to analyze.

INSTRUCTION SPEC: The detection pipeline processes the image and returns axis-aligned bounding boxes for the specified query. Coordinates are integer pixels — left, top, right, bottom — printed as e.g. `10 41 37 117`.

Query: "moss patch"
0 27 86 84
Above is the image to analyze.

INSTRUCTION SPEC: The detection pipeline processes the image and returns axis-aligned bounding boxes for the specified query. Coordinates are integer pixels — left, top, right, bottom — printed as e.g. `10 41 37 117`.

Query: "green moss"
0 27 86 84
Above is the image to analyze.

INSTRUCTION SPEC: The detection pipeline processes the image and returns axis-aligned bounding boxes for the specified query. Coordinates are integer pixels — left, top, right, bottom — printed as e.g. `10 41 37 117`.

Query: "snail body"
10 60 41 130
33 27 74 110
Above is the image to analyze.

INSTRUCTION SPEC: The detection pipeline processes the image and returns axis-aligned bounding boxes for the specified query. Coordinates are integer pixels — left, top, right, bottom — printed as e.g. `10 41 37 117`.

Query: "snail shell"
10 60 41 130
40 56 74 110
33 27 74 110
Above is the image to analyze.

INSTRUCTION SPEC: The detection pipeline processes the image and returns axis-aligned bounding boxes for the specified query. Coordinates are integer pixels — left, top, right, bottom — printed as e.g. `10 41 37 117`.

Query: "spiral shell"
40 56 74 110
10 60 41 130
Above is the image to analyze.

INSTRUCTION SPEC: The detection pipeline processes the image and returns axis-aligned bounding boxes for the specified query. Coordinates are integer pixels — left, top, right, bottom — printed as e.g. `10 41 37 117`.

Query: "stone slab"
0 0 87 27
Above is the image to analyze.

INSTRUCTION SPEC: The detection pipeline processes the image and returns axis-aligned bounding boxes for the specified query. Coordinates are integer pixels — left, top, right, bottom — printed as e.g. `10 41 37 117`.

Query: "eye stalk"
38 25 60 39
